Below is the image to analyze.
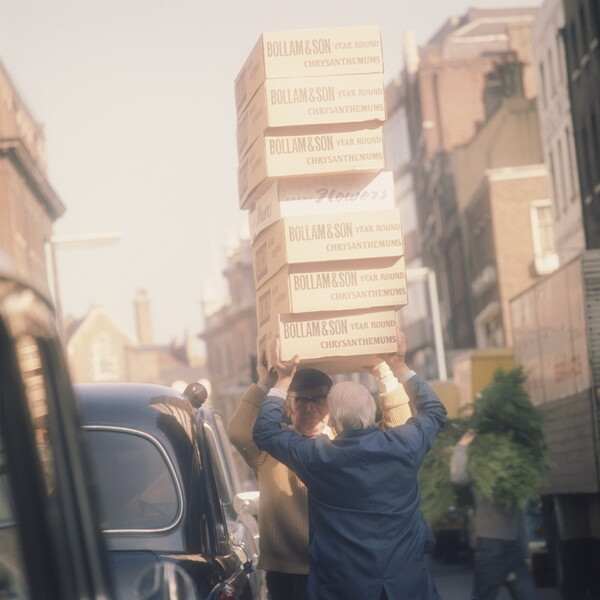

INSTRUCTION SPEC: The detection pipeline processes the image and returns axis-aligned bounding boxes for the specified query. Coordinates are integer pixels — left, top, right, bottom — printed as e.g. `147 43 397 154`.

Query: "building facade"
201 237 258 425
403 7 541 361
453 94 552 348
65 290 206 387
0 60 64 293
533 0 585 263
561 0 600 249
384 45 444 380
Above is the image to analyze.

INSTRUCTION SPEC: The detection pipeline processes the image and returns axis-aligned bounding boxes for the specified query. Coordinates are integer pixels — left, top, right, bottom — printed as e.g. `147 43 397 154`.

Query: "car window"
193 412 231 553
203 422 235 506
84 429 181 531
213 413 243 493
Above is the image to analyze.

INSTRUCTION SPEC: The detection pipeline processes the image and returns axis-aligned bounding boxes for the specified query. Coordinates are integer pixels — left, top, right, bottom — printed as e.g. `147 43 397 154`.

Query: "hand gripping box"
256 257 408 315
238 123 385 209
248 171 395 242
252 208 404 288
257 307 399 374
234 25 383 113
236 72 386 159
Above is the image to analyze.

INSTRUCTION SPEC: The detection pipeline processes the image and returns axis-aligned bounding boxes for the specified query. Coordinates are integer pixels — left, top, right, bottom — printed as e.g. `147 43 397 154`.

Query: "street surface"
430 558 562 600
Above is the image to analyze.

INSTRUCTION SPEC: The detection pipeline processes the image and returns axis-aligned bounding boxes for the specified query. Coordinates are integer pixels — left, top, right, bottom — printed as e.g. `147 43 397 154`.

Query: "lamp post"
45 232 121 333
405 267 447 381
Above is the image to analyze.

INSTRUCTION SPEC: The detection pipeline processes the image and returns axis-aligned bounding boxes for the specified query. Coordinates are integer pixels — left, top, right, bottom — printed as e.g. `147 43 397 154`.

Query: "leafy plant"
419 418 470 524
419 366 549 521
467 432 547 509
469 366 546 463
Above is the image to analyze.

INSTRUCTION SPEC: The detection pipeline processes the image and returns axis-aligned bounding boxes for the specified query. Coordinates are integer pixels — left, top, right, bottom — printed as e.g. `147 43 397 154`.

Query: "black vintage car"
76 382 256 600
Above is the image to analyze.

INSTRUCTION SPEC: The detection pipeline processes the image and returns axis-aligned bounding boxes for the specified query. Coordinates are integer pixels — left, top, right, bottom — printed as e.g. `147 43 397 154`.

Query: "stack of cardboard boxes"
235 26 407 373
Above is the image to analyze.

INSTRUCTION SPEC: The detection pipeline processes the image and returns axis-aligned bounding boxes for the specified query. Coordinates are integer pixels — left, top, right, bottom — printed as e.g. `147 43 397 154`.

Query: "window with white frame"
91 332 119 381
531 200 556 256
530 200 559 275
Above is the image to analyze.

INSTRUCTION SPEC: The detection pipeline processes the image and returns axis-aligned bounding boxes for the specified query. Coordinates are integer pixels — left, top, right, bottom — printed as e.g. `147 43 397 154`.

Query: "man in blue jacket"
253 333 446 600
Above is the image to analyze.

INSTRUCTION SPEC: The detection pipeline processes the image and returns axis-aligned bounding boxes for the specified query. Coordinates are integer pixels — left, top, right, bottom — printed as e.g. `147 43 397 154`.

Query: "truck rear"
510 249 600 599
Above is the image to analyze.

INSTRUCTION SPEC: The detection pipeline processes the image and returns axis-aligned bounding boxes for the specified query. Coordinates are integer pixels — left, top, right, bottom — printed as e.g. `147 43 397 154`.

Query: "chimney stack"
134 289 154 345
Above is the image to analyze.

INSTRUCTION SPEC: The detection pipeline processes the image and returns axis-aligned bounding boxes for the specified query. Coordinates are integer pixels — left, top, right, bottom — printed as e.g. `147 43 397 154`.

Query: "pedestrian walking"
451 431 542 600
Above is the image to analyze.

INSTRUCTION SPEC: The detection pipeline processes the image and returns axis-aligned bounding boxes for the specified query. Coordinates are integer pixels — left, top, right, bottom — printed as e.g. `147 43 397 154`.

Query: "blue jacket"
253 375 446 600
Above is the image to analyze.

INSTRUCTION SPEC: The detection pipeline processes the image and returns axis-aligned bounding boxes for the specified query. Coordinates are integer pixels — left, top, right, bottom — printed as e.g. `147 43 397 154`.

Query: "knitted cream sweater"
228 381 413 574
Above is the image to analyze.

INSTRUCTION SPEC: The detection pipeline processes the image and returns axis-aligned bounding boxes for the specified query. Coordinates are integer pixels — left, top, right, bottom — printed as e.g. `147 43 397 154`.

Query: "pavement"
430 558 562 600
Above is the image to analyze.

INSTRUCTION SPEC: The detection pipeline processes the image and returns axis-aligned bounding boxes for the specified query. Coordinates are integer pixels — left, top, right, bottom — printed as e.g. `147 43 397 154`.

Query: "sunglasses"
288 393 328 406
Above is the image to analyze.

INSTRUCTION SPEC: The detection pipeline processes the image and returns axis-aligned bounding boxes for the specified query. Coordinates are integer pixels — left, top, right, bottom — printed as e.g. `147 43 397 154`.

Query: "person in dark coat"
253 334 446 600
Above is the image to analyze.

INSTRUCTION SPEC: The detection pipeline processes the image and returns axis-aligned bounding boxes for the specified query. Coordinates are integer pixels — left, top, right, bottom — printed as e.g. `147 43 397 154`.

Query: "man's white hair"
327 381 376 432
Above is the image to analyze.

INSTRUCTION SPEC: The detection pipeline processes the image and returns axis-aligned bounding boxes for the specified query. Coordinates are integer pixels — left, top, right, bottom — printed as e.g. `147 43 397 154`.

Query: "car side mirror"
233 490 260 517
182 382 208 409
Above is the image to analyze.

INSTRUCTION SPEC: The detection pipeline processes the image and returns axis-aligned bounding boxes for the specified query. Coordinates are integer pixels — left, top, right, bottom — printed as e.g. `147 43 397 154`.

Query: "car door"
196 409 265 600
0 272 115 599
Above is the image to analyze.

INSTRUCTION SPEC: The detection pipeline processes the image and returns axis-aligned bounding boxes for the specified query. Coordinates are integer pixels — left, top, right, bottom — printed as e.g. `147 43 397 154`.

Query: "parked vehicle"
0 253 115 599
76 381 256 600
510 249 600 598
187 386 266 600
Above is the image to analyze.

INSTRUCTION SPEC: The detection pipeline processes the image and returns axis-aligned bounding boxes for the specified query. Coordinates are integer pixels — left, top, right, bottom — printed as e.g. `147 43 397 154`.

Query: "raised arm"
252 339 305 471
227 349 277 473
381 329 447 460
368 360 412 429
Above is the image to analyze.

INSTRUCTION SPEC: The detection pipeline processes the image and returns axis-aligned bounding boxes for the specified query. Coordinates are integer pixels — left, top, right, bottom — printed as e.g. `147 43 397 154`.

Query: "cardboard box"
235 26 383 113
236 72 386 158
248 171 395 241
257 257 408 315
257 307 399 374
248 171 394 242
252 209 404 288
238 123 385 208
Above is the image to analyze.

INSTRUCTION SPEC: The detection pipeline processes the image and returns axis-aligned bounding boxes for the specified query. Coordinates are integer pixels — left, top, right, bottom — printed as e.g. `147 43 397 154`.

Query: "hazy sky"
0 0 538 349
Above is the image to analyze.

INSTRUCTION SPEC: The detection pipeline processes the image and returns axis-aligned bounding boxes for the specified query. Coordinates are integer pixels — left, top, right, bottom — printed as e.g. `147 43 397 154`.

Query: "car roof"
75 382 195 435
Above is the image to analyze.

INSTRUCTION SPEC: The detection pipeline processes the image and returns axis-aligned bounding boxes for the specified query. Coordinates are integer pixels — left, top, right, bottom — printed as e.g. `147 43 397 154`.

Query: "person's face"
286 385 331 437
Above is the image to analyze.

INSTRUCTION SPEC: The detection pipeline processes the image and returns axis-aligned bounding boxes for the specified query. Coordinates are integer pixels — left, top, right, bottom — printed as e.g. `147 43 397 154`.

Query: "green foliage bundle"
418 415 477 524
467 432 547 510
418 421 466 524
419 366 549 523
469 366 546 464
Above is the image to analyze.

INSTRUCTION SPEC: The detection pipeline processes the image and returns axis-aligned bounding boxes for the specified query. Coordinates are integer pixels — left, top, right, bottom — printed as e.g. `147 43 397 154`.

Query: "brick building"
404 6 542 360
0 60 64 292
452 93 552 347
384 44 444 380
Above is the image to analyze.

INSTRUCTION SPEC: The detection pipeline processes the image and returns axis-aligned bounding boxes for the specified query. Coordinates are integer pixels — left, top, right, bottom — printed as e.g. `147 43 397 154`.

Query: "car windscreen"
84 428 181 532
